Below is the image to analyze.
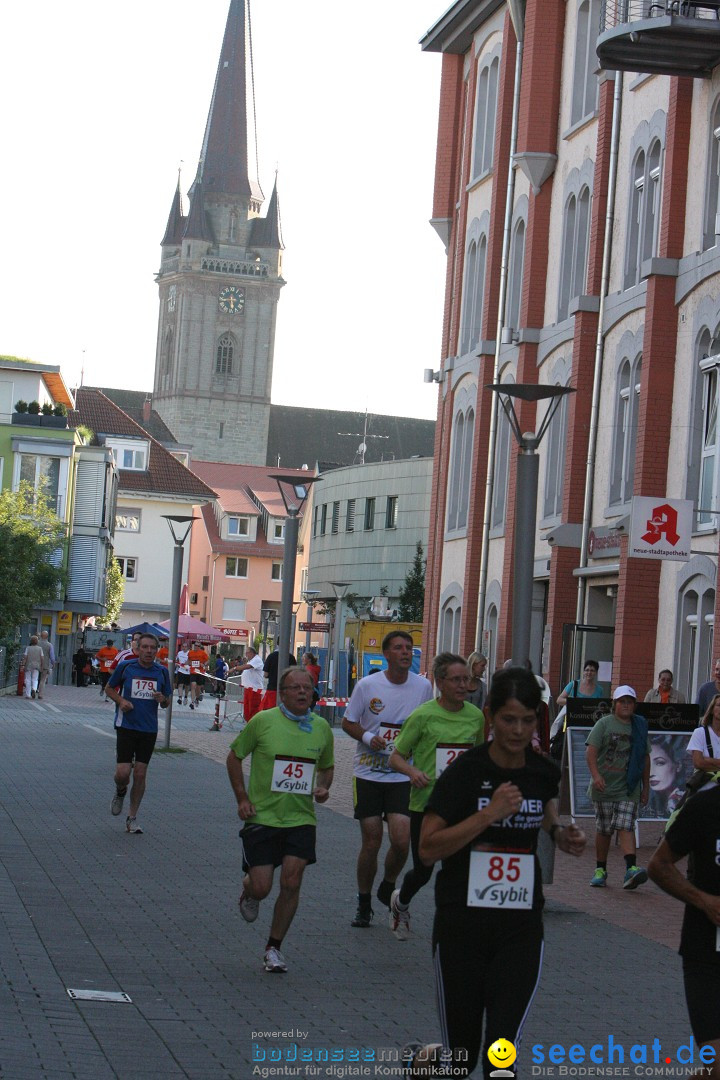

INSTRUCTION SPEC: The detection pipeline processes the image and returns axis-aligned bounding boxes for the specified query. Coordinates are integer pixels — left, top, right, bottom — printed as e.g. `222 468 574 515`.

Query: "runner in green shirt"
226 667 334 974
387 652 484 939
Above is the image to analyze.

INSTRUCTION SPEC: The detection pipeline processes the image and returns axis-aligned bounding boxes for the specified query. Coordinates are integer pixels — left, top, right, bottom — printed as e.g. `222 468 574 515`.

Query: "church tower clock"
153 0 283 465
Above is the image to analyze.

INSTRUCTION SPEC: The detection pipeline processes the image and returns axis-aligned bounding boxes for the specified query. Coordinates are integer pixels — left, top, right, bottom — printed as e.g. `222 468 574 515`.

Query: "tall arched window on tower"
163 327 174 374
216 335 234 374
229 210 238 243
609 354 642 506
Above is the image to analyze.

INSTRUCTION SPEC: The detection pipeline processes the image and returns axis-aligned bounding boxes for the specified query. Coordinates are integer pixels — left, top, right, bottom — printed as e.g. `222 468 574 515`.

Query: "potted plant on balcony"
12 399 41 425
40 401 69 428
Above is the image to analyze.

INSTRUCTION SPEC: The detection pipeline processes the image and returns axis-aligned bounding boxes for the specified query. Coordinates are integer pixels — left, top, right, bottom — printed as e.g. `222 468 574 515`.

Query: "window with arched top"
163 328 173 374
216 335 234 374
558 185 591 321
229 210 238 243
492 375 515 530
543 378 570 520
472 53 500 179
570 0 600 127
624 138 662 290
460 220 488 356
506 219 526 332
446 402 476 533
703 98 720 252
689 328 720 528
609 354 642 506
440 596 462 653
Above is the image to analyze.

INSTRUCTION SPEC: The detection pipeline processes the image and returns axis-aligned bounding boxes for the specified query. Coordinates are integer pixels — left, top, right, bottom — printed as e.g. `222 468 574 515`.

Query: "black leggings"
432 905 544 1079
399 811 434 905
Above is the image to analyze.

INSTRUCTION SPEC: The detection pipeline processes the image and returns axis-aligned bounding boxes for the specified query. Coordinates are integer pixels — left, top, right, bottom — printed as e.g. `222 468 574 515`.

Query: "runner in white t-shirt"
175 644 191 706
341 631 433 928
238 646 265 722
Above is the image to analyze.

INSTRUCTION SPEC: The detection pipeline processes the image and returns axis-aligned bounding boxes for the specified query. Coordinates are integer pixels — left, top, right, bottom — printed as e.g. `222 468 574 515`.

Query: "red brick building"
420 0 720 699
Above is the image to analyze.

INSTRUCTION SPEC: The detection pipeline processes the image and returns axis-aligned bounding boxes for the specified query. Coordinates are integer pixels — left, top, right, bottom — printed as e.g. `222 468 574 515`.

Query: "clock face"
218 286 245 314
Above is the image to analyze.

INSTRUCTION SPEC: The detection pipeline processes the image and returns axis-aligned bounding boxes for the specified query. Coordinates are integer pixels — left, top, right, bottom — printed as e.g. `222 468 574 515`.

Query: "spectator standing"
696 659 720 715
238 646 265 722
464 651 487 710
303 652 321 706
262 649 297 712
556 659 604 709
37 631 55 699
644 669 686 704
22 636 44 699
586 685 650 890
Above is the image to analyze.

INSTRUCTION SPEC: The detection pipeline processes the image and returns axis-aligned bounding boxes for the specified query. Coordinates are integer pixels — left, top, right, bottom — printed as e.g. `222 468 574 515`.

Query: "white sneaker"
390 889 411 941
238 889 260 922
263 946 287 973
111 788 127 816
126 817 143 834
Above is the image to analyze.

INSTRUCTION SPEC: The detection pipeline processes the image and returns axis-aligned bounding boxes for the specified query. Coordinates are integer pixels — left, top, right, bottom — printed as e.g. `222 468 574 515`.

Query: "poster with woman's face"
568 730 694 820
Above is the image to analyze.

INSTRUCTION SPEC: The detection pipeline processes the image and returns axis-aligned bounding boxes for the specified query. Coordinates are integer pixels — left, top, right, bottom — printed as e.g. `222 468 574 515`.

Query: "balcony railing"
598 0 720 76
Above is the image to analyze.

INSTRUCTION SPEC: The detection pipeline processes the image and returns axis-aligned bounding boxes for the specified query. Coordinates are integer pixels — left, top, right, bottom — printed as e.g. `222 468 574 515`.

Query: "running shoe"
126 817 143 834
189 703 194 710
263 947 287 973
238 889 260 922
590 868 607 887
390 889 411 941
111 787 127 816
623 865 648 890
177 697 182 705
351 906 374 928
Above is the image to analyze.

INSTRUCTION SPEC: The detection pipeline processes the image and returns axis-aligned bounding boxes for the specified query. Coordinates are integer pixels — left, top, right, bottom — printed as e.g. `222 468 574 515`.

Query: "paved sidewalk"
0 688 697 1079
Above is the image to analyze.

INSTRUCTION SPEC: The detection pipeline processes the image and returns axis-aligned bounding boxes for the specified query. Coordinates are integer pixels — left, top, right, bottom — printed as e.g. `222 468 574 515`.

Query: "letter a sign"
629 496 692 561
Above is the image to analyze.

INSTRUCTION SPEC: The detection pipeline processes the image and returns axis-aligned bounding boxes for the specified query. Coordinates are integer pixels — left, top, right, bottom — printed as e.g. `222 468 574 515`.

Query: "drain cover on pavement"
66 989 132 1003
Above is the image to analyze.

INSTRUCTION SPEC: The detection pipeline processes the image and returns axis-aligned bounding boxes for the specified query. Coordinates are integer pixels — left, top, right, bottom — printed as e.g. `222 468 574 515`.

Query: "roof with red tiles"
190 460 312 518
198 503 287 559
69 388 216 501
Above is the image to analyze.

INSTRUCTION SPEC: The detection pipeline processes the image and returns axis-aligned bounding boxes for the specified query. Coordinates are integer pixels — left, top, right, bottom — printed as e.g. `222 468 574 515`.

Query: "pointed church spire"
195 0 262 202
160 172 186 246
183 175 215 242
249 174 283 249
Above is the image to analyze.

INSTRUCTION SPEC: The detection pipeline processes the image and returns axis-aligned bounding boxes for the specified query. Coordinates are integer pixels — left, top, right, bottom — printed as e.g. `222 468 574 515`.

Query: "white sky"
0 1 448 422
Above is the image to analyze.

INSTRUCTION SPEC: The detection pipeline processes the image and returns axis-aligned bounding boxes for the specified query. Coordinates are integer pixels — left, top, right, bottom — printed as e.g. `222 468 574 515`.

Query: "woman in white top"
687 694 720 773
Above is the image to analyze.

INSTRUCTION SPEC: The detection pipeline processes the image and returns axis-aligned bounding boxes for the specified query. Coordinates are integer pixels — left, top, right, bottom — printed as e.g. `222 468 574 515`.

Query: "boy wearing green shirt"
586 684 650 890
387 652 485 939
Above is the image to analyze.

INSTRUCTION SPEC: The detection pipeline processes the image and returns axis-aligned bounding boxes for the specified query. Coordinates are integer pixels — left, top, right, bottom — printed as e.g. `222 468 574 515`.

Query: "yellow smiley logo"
488 1039 517 1070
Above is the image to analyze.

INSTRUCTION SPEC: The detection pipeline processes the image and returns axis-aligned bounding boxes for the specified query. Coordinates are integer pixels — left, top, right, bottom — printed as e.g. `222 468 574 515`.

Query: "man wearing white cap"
585 684 650 890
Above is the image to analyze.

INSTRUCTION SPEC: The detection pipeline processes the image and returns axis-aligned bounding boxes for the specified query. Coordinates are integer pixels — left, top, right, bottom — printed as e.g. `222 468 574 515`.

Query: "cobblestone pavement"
0 686 697 1079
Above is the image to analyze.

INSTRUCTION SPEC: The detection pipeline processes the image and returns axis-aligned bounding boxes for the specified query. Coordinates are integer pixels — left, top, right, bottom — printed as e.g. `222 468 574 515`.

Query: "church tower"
153 0 284 465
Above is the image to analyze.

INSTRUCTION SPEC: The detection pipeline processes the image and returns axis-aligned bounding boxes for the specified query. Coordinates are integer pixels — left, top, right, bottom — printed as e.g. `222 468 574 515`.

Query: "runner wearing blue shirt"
106 634 172 834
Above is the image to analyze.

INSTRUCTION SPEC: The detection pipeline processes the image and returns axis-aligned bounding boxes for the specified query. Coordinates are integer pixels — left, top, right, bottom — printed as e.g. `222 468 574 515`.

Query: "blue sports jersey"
108 659 171 733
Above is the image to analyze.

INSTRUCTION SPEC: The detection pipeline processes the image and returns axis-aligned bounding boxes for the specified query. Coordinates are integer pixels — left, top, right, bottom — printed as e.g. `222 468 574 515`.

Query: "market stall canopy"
156 614 228 643
122 621 169 638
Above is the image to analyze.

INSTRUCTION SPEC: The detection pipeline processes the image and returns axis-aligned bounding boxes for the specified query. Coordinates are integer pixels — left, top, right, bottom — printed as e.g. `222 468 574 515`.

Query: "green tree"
0 482 67 645
398 541 426 622
97 556 125 626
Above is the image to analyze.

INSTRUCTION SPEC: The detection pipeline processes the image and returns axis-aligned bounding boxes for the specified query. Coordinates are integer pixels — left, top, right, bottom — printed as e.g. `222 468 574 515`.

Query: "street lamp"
162 514 197 749
329 581 351 697
487 382 575 668
269 474 320 668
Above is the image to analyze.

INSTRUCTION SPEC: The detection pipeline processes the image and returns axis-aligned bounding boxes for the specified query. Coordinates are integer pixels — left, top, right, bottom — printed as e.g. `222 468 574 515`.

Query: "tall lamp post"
329 581 351 697
162 514 197 749
487 383 575 668
269 474 320 668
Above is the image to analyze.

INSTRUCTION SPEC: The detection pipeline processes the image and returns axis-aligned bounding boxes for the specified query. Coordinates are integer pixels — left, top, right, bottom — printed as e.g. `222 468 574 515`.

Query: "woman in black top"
406 668 585 1079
